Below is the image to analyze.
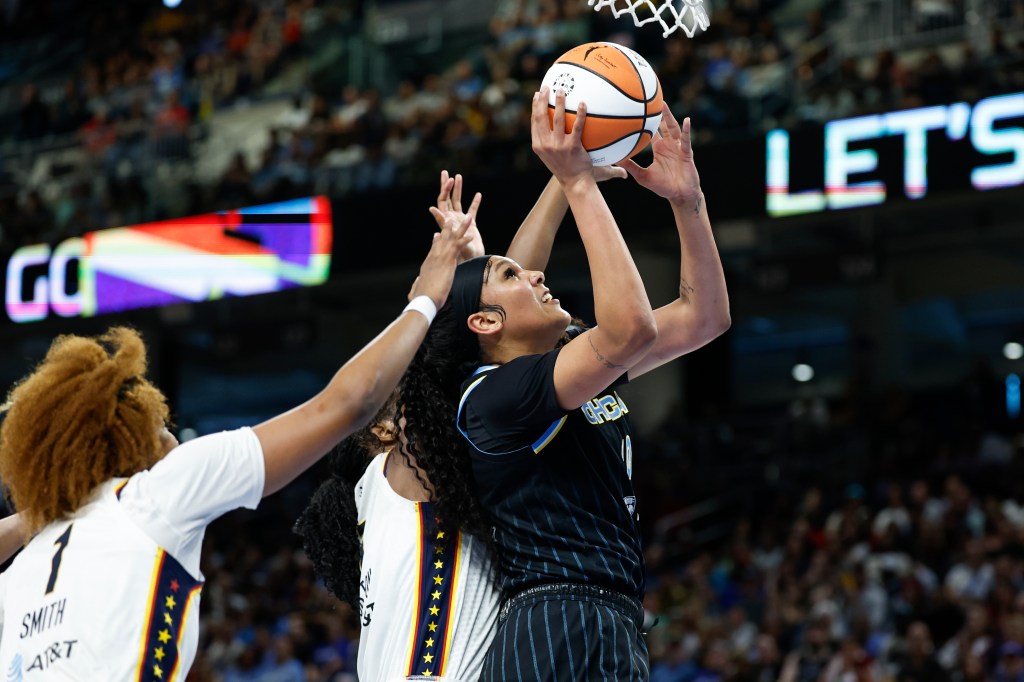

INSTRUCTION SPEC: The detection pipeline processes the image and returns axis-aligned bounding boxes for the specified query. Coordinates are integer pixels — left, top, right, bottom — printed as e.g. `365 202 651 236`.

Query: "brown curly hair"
0 327 170 535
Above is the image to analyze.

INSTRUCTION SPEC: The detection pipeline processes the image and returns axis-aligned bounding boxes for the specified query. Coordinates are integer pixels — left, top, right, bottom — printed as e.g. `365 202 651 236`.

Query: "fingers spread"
661 105 682 138
428 206 446 228
531 88 550 136
453 173 464 212
618 158 647 179
570 101 586 143
437 174 454 210
552 88 566 136
465 191 482 224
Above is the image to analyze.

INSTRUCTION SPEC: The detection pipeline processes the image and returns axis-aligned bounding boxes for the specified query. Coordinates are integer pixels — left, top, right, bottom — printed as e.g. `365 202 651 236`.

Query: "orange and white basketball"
541 41 663 166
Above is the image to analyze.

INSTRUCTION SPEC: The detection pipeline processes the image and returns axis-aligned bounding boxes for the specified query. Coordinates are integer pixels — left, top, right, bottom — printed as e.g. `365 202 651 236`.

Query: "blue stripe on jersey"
531 416 566 453
406 503 459 677
459 372 568 457
134 550 202 682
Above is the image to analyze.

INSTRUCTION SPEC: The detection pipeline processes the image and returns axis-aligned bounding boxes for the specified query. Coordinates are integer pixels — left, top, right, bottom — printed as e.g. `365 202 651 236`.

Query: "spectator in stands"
893 621 950 681
152 90 191 158
17 84 50 140
945 538 995 602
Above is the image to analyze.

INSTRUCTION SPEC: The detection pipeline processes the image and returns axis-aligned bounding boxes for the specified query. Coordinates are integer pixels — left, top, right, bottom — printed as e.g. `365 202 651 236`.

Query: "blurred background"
1 0 1024 679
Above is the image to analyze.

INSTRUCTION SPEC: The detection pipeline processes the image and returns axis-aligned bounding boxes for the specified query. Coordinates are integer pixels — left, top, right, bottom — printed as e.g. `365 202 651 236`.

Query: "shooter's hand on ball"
619 104 702 208
531 86 594 190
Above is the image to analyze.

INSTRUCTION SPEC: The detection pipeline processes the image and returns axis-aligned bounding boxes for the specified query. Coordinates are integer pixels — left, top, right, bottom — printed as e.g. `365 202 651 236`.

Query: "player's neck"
383 446 433 502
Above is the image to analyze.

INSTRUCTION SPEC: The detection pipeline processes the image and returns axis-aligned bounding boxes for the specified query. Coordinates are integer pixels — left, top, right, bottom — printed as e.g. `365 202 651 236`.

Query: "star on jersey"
407 508 461 679
138 550 201 682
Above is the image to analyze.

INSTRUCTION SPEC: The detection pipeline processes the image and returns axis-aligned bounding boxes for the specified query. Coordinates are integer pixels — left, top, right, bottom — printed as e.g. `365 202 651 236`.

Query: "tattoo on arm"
693 194 702 216
680 278 695 304
588 335 625 369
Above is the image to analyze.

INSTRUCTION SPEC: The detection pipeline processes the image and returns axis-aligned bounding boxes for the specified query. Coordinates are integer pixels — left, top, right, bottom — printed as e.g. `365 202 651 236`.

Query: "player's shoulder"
461 350 560 393
353 451 388 507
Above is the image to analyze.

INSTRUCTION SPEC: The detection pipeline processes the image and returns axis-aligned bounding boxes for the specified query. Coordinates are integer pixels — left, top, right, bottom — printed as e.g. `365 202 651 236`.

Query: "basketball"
541 41 663 166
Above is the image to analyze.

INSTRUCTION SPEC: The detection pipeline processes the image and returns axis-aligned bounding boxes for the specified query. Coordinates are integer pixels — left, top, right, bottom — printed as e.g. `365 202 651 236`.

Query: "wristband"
403 295 437 325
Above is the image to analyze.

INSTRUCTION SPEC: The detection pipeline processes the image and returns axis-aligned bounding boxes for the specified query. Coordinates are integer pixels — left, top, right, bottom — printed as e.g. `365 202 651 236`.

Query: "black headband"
451 256 490 340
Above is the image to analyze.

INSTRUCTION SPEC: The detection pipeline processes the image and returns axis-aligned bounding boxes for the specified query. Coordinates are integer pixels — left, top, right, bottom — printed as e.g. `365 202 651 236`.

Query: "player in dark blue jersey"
402 87 730 680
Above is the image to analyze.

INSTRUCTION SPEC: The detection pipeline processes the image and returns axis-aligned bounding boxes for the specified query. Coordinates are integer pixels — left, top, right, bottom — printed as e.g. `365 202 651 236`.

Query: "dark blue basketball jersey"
457 348 644 600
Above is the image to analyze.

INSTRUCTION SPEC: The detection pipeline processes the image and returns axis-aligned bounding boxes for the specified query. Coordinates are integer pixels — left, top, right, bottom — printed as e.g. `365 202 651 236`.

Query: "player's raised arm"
531 87 656 410
254 205 476 496
619 107 730 379
506 165 625 272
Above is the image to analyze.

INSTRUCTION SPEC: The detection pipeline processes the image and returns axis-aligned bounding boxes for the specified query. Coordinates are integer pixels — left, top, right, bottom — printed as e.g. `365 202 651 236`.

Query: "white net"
588 0 711 38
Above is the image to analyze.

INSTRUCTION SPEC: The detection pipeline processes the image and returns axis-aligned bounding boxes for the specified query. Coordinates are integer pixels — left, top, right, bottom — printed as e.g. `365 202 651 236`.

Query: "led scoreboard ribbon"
767 92 1024 217
5 196 332 323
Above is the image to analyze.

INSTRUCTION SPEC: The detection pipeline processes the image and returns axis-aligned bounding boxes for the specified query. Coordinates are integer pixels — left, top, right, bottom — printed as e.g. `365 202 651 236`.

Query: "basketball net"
588 0 710 38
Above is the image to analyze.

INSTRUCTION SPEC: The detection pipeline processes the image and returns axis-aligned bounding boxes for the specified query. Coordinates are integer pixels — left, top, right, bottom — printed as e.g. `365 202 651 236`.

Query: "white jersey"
355 452 498 682
0 428 265 681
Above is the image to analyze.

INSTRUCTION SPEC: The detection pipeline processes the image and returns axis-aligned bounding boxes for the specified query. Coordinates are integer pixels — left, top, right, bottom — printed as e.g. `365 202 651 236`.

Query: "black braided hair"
296 300 498 606
293 428 376 607
388 300 493 543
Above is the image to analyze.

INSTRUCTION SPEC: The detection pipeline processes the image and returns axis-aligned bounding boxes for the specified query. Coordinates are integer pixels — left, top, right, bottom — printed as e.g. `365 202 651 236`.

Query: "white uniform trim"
354 452 498 682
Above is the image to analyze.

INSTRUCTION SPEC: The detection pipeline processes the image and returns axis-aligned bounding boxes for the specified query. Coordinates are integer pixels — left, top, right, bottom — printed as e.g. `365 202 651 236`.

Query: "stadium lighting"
1005 342 1024 361
791 363 815 382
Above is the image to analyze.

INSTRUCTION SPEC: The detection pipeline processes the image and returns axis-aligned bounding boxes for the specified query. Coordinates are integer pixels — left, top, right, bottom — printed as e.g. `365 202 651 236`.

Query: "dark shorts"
480 583 650 682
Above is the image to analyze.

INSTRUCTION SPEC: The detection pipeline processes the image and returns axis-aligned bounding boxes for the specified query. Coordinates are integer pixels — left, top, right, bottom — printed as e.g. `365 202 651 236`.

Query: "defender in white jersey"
0 208 475 681
354 451 498 681
0 429 262 680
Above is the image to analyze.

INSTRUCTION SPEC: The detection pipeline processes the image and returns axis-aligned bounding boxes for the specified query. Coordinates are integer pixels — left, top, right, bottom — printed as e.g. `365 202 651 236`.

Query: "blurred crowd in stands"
2 0 1024 255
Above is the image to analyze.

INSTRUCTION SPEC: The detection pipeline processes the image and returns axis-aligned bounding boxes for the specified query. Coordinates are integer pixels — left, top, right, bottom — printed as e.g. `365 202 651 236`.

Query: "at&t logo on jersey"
22 641 78 675
6 653 22 682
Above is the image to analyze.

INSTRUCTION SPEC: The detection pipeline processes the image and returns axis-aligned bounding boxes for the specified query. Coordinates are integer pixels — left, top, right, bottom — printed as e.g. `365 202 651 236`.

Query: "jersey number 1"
46 524 73 595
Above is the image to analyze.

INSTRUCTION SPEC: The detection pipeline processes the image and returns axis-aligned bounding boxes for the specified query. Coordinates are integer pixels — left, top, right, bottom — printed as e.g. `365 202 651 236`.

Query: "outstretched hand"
619 105 702 206
430 170 485 261
411 194 480 308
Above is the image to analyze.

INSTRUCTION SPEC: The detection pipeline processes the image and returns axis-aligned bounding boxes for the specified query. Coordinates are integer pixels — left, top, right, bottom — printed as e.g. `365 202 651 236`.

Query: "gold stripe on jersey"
133 551 165 680
531 416 567 454
167 582 203 680
439 530 464 673
404 503 426 675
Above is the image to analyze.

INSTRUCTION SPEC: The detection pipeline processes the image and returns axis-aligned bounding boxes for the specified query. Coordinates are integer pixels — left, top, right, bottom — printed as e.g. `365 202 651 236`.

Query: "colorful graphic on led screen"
6 196 332 323
766 91 1024 217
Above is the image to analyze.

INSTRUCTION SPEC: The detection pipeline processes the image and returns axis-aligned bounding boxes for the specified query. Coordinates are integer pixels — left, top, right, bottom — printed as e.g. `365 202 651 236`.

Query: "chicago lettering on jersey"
19 599 67 640
580 392 629 425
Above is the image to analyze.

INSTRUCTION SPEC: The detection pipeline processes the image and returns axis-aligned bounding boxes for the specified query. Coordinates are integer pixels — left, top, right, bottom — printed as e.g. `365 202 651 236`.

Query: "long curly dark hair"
296 300 497 606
